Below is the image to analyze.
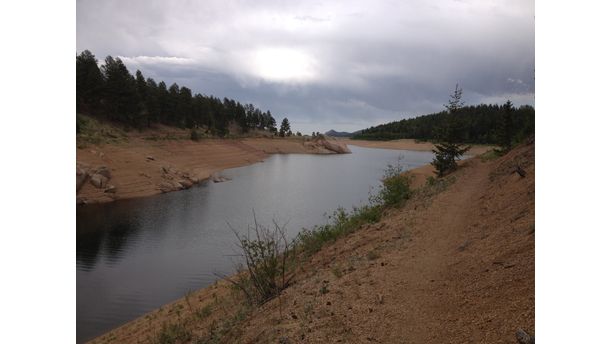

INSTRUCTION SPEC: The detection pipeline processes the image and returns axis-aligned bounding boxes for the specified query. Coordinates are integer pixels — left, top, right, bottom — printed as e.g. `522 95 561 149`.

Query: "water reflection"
76 146 434 343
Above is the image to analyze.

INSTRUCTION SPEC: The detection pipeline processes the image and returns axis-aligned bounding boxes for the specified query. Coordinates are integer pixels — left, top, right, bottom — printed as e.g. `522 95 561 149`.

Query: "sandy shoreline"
76 137 348 204
344 138 493 155
77 134 493 205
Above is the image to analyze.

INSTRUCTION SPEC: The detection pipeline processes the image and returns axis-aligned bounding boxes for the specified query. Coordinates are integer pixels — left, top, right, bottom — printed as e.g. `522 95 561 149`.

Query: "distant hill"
325 129 360 137
352 104 535 144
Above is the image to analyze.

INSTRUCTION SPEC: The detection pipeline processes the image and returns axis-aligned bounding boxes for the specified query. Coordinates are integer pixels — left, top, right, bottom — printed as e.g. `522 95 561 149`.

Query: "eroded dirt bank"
90 142 534 343
77 136 349 204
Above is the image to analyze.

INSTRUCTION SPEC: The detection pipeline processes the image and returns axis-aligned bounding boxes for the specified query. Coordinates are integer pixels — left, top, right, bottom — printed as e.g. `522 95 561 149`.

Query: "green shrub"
293 162 412 256
195 304 213 319
295 204 382 256
373 161 413 207
229 217 294 305
426 176 436 186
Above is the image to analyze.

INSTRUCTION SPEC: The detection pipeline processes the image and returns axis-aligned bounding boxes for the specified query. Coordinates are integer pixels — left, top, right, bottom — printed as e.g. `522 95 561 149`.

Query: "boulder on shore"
307 136 351 154
90 173 109 188
95 166 112 179
319 137 351 154
104 185 117 193
211 172 231 183
159 181 184 193
76 165 89 192
178 179 193 189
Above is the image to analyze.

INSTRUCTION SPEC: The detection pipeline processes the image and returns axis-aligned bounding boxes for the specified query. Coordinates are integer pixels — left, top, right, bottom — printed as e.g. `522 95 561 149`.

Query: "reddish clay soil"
77 136 345 204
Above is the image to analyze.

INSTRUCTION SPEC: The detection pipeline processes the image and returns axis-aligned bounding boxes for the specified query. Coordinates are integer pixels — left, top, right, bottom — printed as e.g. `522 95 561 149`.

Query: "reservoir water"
76 145 433 342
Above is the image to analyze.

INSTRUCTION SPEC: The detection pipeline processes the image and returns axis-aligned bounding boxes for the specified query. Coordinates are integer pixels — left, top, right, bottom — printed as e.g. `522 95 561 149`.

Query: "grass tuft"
155 322 192 344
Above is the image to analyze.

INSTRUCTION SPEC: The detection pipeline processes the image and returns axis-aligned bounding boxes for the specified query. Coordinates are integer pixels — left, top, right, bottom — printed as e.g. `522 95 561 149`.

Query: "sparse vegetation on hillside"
229 218 294 305
76 114 128 147
230 161 418 307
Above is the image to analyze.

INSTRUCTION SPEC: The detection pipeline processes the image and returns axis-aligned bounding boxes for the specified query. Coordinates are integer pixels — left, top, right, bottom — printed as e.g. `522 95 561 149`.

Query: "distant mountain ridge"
325 129 360 137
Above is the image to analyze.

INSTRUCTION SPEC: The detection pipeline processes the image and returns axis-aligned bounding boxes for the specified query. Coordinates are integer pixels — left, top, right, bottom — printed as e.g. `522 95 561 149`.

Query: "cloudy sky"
77 0 534 134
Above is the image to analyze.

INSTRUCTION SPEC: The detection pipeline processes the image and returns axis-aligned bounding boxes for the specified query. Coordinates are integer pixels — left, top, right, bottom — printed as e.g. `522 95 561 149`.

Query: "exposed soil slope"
90 142 534 343
77 135 349 204
346 138 492 155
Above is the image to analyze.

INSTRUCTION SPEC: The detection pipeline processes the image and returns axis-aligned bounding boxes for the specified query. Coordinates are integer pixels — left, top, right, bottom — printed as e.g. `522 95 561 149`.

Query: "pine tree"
268 114 277 134
444 83 465 113
279 118 290 137
145 78 161 126
178 86 193 128
431 142 470 177
431 84 471 177
496 100 514 152
157 81 169 124
100 56 140 124
76 50 104 112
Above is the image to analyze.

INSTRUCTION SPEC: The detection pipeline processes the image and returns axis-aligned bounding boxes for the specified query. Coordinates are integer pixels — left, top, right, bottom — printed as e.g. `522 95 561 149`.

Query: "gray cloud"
77 0 534 134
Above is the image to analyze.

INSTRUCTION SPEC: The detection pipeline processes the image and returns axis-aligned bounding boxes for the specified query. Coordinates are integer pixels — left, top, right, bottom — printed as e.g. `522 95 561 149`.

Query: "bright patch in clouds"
77 0 534 132
252 48 318 83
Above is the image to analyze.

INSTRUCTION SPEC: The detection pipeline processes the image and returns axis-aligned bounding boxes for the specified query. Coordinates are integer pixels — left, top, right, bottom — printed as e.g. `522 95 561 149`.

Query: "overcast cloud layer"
77 0 534 134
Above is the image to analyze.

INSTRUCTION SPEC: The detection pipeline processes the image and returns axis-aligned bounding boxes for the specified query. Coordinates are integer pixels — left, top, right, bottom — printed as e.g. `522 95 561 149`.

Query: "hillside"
90 140 535 343
353 104 535 144
325 129 358 138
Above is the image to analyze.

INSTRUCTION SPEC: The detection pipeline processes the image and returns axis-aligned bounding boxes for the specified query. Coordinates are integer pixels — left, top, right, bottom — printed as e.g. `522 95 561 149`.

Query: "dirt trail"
89 142 534 344
236 144 534 343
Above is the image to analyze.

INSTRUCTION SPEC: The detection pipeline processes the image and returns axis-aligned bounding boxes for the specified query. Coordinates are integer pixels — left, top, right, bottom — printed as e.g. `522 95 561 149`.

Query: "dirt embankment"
90 142 534 343
77 136 350 204
346 138 492 155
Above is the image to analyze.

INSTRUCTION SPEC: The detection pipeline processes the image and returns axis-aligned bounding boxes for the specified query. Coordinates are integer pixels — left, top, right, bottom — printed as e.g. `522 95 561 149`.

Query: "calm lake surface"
76 145 433 342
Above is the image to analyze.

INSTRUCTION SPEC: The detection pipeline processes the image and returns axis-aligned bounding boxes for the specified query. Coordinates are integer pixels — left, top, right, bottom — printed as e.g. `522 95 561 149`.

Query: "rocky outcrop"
77 163 115 193
90 173 109 188
91 166 111 188
318 137 351 154
178 179 193 188
95 166 112 179
159 180 185 193
305 136 352 154
76 165 89 192
211 172 231 183
104 185 117 193
158 165 201 192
